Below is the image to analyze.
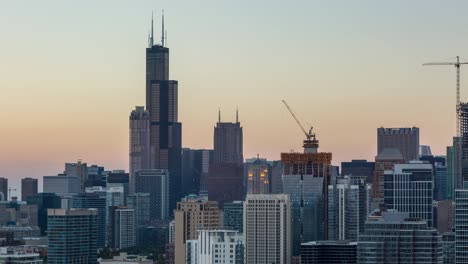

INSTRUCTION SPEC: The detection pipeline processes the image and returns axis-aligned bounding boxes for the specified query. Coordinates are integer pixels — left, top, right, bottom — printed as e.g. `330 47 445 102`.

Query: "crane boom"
282 100 308 137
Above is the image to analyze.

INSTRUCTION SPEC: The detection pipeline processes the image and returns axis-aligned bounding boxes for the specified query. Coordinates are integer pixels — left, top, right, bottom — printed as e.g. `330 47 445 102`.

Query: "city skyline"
2 1 468 194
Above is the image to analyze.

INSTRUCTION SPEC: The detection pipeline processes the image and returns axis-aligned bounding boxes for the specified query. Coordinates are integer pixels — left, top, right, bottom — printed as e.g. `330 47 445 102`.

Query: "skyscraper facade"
384 162 434 227
186 230 244 264
372 148 404 199
72 193 107 249
126 192 150 227
447 137 462 200
65 160 88 192
377 127 420 162
146 20 182 213
26 193 61 235
455 189 468 263
246 158 270 194
181 148 213 197
135 169 169 220
21 177 38 201
244 194 291 264
341 159 375 183
0 178 8 201
111 207 136 250
47 208 98 264
223 201 243 232
129 106 151 194
43 175 80 197
208 115 244 208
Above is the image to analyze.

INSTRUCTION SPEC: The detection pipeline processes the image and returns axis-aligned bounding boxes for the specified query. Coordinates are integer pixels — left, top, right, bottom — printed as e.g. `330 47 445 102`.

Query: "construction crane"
423 56 468 136
281 99 318 152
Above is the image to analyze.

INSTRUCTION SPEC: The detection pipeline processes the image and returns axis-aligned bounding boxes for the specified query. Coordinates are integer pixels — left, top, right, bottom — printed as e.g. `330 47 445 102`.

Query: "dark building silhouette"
341 160 375 183
21 178 38 201
377 127 419 162
301 241 357 264
0 178 7 201
181 148 213 197
145 15 182 212
208 112 243 208
26 193 61 235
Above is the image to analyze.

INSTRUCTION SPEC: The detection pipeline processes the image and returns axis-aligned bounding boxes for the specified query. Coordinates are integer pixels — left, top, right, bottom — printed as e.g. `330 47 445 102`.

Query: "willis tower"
146 13 182 212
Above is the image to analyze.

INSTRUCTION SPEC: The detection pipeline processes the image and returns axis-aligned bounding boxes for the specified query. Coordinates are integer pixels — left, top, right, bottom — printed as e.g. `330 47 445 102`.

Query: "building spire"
148 12 154 47
236 107 239 123
218 108 221 123
161 10 165 47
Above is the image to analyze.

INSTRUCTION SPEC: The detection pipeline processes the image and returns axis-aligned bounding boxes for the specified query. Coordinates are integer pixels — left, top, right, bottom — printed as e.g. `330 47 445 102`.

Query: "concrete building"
135 169 169 220
43 175 80 197
327 176 368 241
300 241 357 264
21 178 38 201
377 127 419 162
186 230 243 264
383 162 434 227
129 106 151 195
111 208 135 250
72 193 107 249
0 178 8 201
174 195 222 264
244 194 291 264
455 189 468 263
47 208 98 264
246 157 270 194
181 148 213 197
357 212 442 264
372 148 405 199
341 160 375 184
65 160 88 192
223 201 243 232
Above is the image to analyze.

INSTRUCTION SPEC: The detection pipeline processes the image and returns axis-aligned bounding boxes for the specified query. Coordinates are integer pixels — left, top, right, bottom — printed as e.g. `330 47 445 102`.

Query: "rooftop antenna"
149 12 154 47
161 10 165 47
236 107 239 123
218 108 221 123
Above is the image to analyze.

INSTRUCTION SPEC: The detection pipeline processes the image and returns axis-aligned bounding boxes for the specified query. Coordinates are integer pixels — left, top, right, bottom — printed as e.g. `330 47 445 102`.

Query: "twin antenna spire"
148 10 166 48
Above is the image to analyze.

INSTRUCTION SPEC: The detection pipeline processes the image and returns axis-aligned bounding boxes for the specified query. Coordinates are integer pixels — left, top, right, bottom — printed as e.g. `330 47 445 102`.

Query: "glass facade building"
301 241 357 264
455 189 468 263
72 193 107 249
223 201 243 233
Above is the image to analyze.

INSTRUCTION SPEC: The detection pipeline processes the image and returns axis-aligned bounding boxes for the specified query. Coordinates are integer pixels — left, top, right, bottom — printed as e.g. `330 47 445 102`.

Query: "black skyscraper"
146 14 182 212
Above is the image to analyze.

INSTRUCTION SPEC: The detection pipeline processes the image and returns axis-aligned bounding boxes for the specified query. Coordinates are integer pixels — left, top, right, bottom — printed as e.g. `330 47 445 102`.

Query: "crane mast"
281 100 319 153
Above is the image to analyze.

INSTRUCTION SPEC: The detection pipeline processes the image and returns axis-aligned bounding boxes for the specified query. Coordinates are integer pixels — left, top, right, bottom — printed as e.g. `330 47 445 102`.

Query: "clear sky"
1 0 468 194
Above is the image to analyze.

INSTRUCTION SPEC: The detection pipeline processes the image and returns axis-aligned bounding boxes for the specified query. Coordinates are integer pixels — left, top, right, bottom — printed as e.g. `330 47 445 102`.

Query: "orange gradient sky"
1 0 467 193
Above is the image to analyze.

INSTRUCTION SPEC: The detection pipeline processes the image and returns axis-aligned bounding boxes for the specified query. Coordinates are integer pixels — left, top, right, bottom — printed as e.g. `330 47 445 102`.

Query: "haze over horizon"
2 0 468 195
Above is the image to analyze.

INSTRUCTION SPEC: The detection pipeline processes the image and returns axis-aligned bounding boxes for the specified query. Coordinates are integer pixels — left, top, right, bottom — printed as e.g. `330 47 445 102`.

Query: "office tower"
420 145 433 156
43 175 80 197
146 16 182 214
281 133 332 255
244 194 291 264
106 171 130 201
26 193 61 235
129 106 151 194
420 155 447 201
442 232 455 264
270 160 283 194
384 162 434 227
435 200 455 233
208 113 244 208
21 177 38 201
358 212 442 264
174 195 222 264
186 230 244 264
372 148 404 199
300 241 357 264
246 157 270 194
72 193 107 249
47 208 98 264
327 176 368 241
181 148 214 197
223 201 243 232
127 193 150 226
455 189 468 263
110 207 135 250
0 178 7 201
135 169 169 220
377 127 420 162
341 160 375 183
85 164 106 187
447 137 462 200
65 160 88 192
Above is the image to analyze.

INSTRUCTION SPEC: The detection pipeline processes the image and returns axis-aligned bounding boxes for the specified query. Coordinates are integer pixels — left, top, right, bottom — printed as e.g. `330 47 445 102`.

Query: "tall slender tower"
145 12 182 212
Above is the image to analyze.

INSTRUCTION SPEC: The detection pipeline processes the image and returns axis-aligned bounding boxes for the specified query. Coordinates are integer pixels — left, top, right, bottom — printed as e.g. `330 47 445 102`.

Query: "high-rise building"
460 103 468 187
65 160 88 192
186 230 244 264
174 195 222 264
110 207 135 250
447 137 462 200
281 133 332 255
208 113 244 208
0 178 8 201
341 160 375 184
126 193 150 227
270 160 283 194
455 189 468 263
384 162 434 227
43 175 80 197
442 232 455 264
47 208 98 264
327 176 368 241
85 164 106 188
223 201 243 232
146 15 182 214
357 212 443 264
106 171 130 201
244 194 292 264
372 148 404 199
377 127 420 162
26 193 61 235
21 177 38 201
300 241 357 264
181 148 213 197
246 157 270 194
129 106 151 194
435 200 455 234
135 169 169 220
72 193 107 249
